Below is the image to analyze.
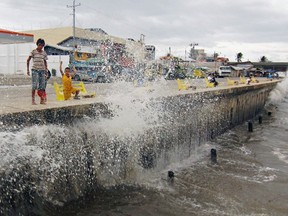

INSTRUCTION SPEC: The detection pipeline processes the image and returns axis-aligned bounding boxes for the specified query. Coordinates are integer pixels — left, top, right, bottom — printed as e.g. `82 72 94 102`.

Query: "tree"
236 52 243 62
260 56 268 62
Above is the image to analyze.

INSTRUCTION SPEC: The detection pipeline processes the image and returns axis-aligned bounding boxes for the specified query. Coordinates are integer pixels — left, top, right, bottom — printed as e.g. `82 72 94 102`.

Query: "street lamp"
184 46 190 61
189 42 199 49
188 42 198 61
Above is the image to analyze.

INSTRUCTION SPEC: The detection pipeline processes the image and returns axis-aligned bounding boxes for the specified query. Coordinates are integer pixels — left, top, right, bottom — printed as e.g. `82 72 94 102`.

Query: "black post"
168 171 174 178
211 148 217 163
167 170 175 183
248 121 253 132
258 116 263 124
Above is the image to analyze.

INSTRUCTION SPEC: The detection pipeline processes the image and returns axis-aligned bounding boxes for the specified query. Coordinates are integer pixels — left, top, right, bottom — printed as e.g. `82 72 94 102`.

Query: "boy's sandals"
74 96 80 100
32 101 37 105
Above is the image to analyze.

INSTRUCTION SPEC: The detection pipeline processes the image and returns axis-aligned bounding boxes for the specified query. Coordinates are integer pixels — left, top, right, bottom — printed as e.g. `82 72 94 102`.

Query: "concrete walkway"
0 83 106 115
0 76 280 116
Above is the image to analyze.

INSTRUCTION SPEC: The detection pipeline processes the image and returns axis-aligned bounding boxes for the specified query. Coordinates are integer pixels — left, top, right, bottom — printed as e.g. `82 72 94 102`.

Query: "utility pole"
67 0 81 49
185 43 194 61
140 34 145 44
214 51 217 73
189 42 198 60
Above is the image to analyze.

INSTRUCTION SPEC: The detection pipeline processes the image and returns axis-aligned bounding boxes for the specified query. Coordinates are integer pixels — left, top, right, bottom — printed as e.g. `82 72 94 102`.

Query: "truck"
69 51 109 82
217 66 232 77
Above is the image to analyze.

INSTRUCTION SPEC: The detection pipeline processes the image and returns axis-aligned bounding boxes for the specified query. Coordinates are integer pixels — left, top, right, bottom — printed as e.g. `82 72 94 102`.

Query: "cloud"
0 0 288 61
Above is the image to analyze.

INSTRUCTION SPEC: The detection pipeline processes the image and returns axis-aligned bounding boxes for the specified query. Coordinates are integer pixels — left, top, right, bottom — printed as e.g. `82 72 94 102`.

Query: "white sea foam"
95 80 166 137
268 77 288 104
0 125 67 172
138 143 213 189
273 147 288 164
0 130 40 165
239 146 252 155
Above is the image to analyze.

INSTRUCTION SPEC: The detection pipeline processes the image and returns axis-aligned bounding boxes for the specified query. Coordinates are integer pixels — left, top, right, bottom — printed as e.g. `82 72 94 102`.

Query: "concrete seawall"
0 102 113 130
0 79 280 215
0 79 278 129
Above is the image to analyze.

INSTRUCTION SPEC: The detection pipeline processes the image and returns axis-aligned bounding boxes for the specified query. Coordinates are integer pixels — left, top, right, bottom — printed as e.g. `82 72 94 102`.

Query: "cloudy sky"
1 0 288 61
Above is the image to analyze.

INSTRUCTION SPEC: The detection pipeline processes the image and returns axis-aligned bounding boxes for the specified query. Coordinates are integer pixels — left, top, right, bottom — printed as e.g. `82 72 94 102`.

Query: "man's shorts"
32 69 46 90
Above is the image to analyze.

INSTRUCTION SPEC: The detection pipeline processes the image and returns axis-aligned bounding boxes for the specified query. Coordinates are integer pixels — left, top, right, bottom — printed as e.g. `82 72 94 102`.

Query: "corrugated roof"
24 27 126 46
0 29 33 37
253 62 288 67
231 66 245 70
229 61 288 67
0 28 34 44
45 44 73 51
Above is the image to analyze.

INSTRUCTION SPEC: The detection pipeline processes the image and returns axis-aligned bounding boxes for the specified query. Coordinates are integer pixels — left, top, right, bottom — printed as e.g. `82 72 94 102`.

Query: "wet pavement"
0 76 280 116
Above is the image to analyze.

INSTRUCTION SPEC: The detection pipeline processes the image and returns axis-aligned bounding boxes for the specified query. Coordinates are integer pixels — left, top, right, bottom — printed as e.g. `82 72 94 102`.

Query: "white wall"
125 40 146 63
0 43 69 76
47 55 69 77
0 43 34 75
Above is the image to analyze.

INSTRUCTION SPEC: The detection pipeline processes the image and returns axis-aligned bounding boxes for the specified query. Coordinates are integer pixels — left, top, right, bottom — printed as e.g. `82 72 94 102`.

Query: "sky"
1 0 288 62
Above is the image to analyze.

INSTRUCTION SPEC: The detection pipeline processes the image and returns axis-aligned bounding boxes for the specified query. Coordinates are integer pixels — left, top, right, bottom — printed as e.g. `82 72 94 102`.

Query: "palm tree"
260 56 268 62
236 52 243 62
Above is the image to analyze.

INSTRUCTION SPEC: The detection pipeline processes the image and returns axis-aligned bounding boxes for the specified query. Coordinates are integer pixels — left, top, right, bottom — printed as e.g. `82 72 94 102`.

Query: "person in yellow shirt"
59 61 80 100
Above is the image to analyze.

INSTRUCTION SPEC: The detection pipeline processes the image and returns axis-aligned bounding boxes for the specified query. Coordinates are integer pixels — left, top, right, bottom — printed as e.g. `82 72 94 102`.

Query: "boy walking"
27 38 48 105
37 69 51 102
59 61 80 100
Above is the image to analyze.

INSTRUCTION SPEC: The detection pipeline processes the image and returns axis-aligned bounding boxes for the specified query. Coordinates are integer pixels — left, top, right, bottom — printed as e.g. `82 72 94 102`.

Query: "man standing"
27 38 48 105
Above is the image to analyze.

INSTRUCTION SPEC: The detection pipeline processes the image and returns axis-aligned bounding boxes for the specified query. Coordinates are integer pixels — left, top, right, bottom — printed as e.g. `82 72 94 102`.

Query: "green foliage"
260 56 268 62
236 52 243 62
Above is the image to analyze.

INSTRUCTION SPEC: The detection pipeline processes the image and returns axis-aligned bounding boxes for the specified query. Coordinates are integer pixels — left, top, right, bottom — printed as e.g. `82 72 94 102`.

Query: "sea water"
1 79 288 216
65 79 288 216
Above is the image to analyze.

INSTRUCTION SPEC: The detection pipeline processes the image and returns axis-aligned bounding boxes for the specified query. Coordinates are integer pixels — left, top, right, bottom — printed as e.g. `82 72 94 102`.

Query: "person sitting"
267 73 273 81
246 75 252 84
59 61 80 100
207 73 218 87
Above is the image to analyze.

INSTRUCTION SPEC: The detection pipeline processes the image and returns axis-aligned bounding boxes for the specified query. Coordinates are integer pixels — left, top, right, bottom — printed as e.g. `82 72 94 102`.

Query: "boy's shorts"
32 69 46 90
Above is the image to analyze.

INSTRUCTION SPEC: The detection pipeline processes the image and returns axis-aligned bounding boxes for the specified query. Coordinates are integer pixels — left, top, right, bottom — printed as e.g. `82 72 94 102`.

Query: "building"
0 27 154 75
25 27 147 63
253 62 288 73
228 61 288 77
0 29 34 75
189 49 206 62
0 29 33 44
24 27 150 72
145 45 156 61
